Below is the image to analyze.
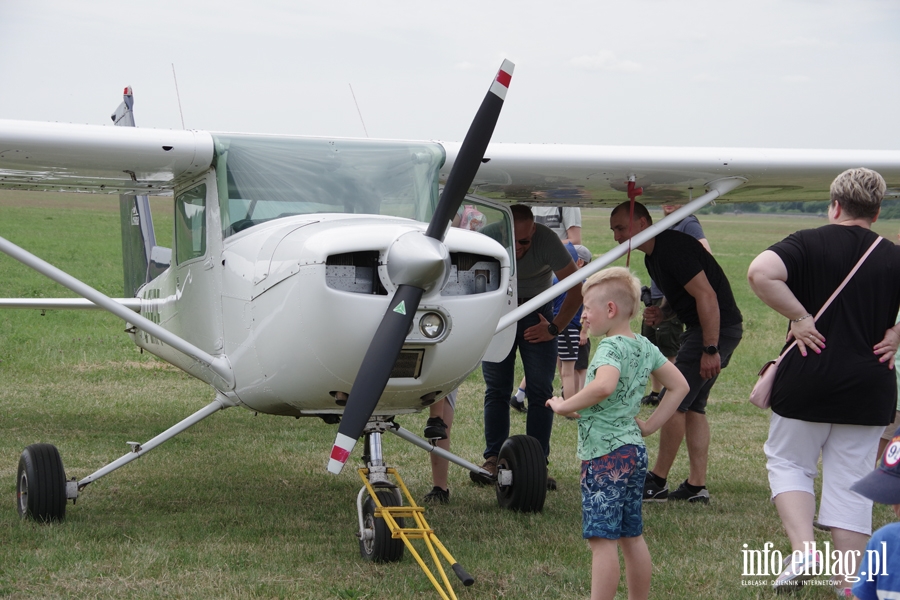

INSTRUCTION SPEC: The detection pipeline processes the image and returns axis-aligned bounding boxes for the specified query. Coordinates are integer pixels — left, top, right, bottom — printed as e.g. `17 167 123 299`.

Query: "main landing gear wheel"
496 435 546 513
359 489 405 563
17 443 67 522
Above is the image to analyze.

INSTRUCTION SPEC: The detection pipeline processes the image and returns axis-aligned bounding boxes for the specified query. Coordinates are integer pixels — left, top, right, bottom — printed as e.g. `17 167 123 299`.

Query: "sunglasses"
515 238 532 246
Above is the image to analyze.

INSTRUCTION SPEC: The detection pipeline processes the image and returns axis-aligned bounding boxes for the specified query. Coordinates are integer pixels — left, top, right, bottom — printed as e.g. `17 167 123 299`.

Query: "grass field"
0 191 896 599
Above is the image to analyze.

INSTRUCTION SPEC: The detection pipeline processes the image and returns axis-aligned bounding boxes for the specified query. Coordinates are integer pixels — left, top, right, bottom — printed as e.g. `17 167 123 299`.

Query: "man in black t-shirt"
609 201 743 504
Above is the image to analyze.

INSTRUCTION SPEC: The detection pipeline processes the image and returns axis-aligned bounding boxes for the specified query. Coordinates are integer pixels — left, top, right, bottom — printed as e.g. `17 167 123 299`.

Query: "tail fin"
112 86 171 296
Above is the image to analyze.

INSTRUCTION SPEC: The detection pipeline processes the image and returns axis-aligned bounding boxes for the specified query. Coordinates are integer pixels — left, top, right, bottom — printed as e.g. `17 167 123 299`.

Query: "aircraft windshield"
212 134 444 237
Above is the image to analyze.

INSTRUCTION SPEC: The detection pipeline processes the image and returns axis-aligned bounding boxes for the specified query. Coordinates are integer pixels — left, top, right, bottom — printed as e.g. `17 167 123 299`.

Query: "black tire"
495 435 546 513
17 443 67 522
359 489 404 563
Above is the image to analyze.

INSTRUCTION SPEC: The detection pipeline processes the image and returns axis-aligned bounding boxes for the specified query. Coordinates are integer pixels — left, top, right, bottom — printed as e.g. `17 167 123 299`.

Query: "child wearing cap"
847 428 900 599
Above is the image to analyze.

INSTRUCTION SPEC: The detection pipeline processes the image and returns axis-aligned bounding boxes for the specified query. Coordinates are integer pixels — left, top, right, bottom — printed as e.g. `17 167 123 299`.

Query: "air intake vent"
325 251 387 295
442 252 501 296
390 350 424 378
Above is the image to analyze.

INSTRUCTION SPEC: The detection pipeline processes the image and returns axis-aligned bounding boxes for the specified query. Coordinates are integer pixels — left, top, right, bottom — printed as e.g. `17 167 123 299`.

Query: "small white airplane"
2 59 900 595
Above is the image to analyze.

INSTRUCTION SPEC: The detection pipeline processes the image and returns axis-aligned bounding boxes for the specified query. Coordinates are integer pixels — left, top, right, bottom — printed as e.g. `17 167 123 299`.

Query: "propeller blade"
327 285 423 474
425 58 514 240
327 59 515 474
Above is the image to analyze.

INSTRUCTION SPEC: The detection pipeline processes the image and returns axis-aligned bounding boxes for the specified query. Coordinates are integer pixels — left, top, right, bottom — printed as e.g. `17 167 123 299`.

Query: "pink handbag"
749 342 797 409
749 237 883 409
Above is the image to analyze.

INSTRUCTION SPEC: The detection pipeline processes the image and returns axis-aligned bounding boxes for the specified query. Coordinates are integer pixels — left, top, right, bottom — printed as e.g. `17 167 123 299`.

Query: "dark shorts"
641 300 684 358
575 338 591 371
660 323 742 414
558 325 581 361
581 445 648 539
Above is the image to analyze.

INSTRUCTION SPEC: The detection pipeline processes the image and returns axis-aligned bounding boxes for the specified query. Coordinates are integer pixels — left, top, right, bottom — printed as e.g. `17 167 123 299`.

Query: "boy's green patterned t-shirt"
577 334 667 460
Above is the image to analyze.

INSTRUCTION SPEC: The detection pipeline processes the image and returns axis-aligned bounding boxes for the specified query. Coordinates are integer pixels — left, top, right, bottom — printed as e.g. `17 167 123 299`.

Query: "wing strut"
496 176 747 334
75 394 237 492
0 234 234 390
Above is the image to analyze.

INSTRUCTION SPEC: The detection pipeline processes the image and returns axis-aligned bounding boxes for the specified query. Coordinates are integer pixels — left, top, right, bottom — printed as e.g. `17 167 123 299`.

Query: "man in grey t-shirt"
471 205 583 490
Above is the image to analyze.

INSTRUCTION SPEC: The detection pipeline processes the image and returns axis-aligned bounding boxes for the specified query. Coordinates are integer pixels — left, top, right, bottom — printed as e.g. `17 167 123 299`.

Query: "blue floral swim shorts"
581 444 648 539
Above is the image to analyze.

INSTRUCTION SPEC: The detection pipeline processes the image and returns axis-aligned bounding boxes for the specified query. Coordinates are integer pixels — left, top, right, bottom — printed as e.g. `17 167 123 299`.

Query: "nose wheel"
355 423 474 600
359 488 405 563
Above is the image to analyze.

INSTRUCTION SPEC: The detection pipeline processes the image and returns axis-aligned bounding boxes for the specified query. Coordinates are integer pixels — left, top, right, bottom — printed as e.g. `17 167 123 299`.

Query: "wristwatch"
547 322 560 337
703 345 719 355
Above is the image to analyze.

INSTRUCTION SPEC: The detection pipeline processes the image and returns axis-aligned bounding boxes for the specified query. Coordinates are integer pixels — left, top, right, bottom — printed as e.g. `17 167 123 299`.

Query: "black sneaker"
469 456 498 485
423 486 450 504
640 392 660 406
642 476 669 502
547 476 557 491
424 416 448 440
668 479 710 504
510 397 527 413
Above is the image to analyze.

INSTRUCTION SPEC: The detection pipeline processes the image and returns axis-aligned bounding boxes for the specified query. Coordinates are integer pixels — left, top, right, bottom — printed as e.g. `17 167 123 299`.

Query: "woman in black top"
748 167 900 593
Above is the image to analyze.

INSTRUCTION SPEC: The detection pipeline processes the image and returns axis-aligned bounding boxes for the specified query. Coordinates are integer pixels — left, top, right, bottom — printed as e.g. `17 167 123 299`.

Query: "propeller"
327 59 515 474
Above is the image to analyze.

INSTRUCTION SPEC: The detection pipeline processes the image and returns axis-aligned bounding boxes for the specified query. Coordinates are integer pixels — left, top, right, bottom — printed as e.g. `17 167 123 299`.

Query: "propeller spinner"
327 59 514 474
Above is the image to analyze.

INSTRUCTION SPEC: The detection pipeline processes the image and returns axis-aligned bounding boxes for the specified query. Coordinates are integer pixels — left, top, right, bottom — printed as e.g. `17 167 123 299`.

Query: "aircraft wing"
439 142 900 205
3 118 898 203
0 120 214 194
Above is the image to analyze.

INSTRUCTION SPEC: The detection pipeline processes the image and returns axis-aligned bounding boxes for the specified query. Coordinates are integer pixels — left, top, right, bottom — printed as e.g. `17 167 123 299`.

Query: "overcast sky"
1 1 898 149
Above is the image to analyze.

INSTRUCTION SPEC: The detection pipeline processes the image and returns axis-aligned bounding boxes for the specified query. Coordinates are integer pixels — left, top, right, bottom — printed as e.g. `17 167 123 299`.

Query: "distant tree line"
697 199 900 219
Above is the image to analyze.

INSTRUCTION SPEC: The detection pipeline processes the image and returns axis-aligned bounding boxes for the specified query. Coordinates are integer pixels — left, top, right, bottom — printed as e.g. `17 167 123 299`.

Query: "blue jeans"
481 302 558 459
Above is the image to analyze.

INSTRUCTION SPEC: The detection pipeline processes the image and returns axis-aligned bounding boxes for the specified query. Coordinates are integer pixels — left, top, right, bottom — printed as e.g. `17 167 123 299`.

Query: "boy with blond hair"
546 267 689 600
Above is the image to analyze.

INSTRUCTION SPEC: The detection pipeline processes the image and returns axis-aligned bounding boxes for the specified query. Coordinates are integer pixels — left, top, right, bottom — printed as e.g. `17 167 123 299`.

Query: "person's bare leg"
773 491 816 553
576 368 587 393
830 527 869 589
559 360 576 399
684 411 710 487
589 537 620 600
651 411 685 479
619 536 651 600
429 399 454 491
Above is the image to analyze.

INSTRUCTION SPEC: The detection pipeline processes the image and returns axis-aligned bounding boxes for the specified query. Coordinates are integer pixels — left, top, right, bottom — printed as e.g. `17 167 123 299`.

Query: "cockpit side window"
175 184 207 265
454 199 514 276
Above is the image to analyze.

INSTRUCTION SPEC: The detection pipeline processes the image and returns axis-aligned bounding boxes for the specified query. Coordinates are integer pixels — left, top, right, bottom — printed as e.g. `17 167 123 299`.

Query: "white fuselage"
133 206 512 417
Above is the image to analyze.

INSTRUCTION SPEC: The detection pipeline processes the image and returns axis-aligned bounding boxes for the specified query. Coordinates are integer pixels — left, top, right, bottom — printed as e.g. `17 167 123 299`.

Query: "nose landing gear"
355 423 473 600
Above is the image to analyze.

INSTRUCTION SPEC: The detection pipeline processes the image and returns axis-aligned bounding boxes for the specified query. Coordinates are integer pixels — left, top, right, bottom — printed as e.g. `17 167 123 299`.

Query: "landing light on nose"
419 312 445 339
